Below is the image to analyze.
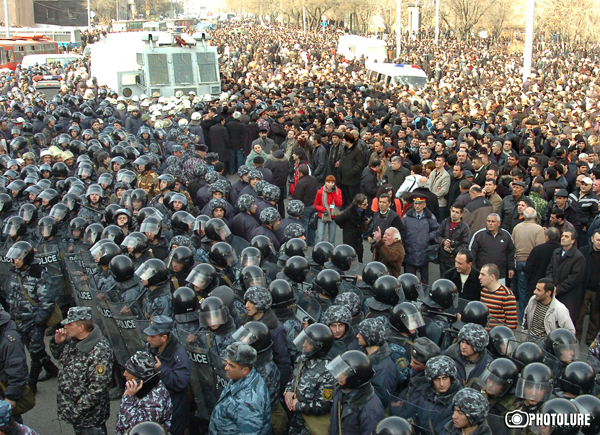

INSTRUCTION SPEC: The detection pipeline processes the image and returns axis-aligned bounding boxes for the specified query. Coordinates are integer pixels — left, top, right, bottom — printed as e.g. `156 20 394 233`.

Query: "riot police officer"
477 357 520 416
323 305 359 357
135 258 173 319
269 279 302 362
167 246 194 292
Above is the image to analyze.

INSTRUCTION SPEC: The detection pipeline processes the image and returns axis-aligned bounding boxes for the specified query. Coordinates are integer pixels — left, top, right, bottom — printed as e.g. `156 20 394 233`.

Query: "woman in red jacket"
314 175 343 244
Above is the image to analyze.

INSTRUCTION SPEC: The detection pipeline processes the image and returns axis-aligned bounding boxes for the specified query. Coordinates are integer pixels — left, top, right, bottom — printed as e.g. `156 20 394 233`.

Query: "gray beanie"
458 323 489 353
244 286 272 312
226 341 257 365
357 318 386 347
452 388 490 426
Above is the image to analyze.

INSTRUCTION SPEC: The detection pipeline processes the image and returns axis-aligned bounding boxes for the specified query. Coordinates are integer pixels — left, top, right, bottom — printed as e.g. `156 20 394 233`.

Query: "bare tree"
440 0 496 40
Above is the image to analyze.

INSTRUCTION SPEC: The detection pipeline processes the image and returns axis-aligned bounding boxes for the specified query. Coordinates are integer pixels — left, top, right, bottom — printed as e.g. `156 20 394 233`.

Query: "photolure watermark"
505 410 591 429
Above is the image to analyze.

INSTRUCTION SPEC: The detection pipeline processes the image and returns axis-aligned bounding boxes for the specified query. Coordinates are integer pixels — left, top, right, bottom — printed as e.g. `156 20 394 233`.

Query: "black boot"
28 360 42 395
38 354 59 382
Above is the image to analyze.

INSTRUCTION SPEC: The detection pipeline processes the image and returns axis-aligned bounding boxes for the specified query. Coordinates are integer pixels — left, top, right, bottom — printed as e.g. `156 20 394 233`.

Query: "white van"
21 53 83 68
365 63 428 89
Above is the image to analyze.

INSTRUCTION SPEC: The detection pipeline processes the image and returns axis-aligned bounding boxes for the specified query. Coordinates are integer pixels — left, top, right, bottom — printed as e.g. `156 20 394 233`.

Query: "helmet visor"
38 223 53 238
514 378 553 402
90 243 108 262
200 308 227 327
6 244 29 260
193 219 205 234
49 207 67 221
19 208 34 222
491 337 518 357
401 311 425 330
325 355 355 384
186 269 212 290
166 255 187 271
77 166 91 178
135 263 159 281
140 221 161 235
232 326 257 345
477 369 514 397
241 253 261 268
293 330 322 357
243 273 266 289
552 343 579 363
85 231 99 245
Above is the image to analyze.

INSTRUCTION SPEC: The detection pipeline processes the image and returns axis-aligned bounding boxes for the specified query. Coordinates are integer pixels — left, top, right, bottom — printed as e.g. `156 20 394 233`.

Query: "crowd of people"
1 17 600 435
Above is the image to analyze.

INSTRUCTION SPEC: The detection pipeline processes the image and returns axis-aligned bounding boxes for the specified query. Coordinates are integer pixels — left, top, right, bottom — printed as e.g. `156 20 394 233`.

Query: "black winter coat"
265 150 289 191
209 123 231 162
339 142 365 186
225 119 244 151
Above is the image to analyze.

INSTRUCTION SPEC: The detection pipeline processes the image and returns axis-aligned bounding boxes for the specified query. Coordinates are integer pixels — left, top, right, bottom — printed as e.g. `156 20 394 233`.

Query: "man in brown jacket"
372 226 405 277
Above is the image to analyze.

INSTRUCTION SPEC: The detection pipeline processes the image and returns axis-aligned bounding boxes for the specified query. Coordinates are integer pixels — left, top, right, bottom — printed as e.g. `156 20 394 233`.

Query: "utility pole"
87 0 92 27
4 0 9 38
523 0 535 82
396 0 401 57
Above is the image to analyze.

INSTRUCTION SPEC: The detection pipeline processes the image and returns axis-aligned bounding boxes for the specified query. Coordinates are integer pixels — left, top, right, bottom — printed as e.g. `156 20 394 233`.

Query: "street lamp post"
434 0 440 45
396 0 401 57
523 0 535 82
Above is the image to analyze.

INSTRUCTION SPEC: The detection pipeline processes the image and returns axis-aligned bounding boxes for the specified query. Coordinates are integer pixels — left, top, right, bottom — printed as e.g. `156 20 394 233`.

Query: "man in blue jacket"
144 315 191 435
209 342 271 435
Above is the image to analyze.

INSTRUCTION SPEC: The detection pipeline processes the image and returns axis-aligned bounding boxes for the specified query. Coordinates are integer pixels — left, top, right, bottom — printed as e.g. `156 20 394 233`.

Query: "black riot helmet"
372 275 404 306
109 255 135 282
171 211 195 233
373 417 414 435
186 263 218 293
130 188 148 208
7 180 26 198
204 218 231 242
331 244 357 271
251 235 274 259
515 362 553 403
232 321 272 353
19 203 37 224
136 207 163 226
158 174 176 191
84 223 104 246
0 193 12 213
140 216 162 238
104 203 121 225
390 302 425 333
90 241 121 266
398 273 422 301
38 188 59 207
558 361 596 396
269 279 294 308
477 358 519 398
172 286 200 322
3 216 26 238
49 203 70 224
37 216 58 239
421 279 458 309
62 193 82 214
537 398 581 435
313 269 342 299
101 225 125 246
199 296 228 328
327 350 374 390
293 323 334 359
284 238 307 258
135 258 169 287
208 242 237 269
312 241 334 266
240 246 262 268
121 232 148 254
6 240 35 268
69 217 88 240
545 328 579 363
52 162 69 178
573 395 600 435
126 421 167 435
241 265 266 292
284 256 310 283
511 342 545 371
167 246 194 274
461 301 490 327
487 325 517 358
362 261 388 287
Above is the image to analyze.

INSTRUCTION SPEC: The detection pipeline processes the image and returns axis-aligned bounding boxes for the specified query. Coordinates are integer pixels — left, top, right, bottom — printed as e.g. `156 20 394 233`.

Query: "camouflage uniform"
77 204 104 224
284 354 335 435
386 328 414 391
440 388 491 433
529 190 548 225
53 318 114 432
115 380 173 435
282 317 302 362
141 282 173 320
196 317 237 360
8 261 54 359
136 170 159 199
255 348 281 412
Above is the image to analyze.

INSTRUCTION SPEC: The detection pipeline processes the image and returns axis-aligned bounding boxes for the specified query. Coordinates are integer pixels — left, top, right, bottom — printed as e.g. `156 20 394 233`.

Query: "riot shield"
93 295 131 366
35 242 71 307
62 242 103 326
175 327 214 420
389 393 448 435
294 289 322 324
340 275 365 305
487 414 522 435
0 244 13 305
106 300 147 361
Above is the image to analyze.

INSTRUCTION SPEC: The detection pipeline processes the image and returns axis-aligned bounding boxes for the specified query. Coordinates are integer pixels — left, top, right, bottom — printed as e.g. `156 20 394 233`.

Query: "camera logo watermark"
505 411 591 429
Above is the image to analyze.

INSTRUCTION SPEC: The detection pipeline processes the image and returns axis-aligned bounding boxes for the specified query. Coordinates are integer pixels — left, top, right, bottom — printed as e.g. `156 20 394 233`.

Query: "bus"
112 19 146 32
0 37 59 70
165 18 196 30
337 35 388 63
143 21 167 32
11 27 82 48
